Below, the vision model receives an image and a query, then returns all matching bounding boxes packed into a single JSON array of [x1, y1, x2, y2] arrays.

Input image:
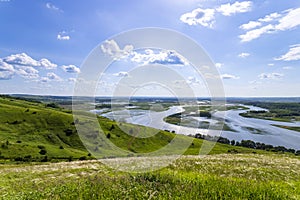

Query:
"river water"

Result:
[[101, 105, 300, 149]]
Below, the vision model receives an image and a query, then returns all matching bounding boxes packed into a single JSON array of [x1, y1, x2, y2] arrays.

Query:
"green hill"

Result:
[[0, 96, 299, 199], [0, 95, 289, 163]]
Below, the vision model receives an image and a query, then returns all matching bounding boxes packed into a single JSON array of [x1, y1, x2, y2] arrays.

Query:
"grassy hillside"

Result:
[[0, 96, 299, 199], [0, 96, 88, 161], [0, 95, 295, 163], [0, 154, 299, 199]]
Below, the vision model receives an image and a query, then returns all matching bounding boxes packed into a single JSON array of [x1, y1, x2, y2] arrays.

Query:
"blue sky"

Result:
[[0, 0, 300, 97]]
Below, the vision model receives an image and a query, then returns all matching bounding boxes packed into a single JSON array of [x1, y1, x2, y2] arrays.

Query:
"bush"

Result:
[[64, 129, 73, 136], [79, 156, 86, 160], [39, 149, 47, 155], [38, 145, 45, 149]]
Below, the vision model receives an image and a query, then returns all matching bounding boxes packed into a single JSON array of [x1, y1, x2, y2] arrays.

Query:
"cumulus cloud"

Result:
[[101, 40, 188, 66], [180, 1, 252, 28], [0, 59, 15, 80], [258, 72, 283, 80], [180, 8, 216, 28], [216, 1, 252, 16], [16, 66, 39, 79], [101, 40, 133, 60], [113, 71, 129, 77], [275, 44, 300, 61], [0, 59, 14, 72], [221, 74, 240, 79], [47, 72, 61, 81], [62, 65, 80, 73], [238, 52, 250, 58], [57, 31, 70, 40], [239, 7, 300, 42], [131, 49, 189, 66], [46, 2, 62, 12], [239, 21, 262, 30], [4, 53, 57, 69]]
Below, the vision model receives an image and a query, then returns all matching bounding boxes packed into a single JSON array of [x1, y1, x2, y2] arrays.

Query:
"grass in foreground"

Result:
[[0, 154, 299, 199]]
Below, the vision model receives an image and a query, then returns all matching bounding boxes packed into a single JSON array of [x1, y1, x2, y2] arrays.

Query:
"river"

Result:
[[100, 105, 300, 149]]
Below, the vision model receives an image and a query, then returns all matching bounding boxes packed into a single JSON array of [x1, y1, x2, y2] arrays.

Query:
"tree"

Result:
[[39, 149, 47, 155], [230, 140, 235, 146]]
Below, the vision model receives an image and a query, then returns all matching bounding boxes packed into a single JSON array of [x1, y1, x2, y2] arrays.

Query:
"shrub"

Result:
[[64, 129, 73, 136], [39, 149, 47, 155], [79, 156, 86, 160], [38, 145, 45, 149], [41, 156, 48, 162]]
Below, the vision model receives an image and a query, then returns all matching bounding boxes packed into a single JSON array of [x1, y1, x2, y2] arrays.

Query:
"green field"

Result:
[[0, 154, 299, 199], [0, 96, 300, 199]]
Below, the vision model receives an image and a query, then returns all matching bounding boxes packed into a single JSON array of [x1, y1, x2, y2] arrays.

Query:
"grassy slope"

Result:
[[0, 96, 299, 199], [0, 96, 277, 162], [0, 97, 87, 160], [0, 154, 299, 199]]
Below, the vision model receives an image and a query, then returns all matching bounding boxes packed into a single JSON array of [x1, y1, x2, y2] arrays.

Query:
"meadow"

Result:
[[0, 154, 299, 199], [0, 95, 299, 199]]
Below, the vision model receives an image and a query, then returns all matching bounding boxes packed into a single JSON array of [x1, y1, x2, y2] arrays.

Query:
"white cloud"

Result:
[[239, 24, 275, 42], [275, 7, 300, 31], [0, 59, 15, 80], [221, 74, 240, 79], [180, 8, 216, 28], [62, 65, 80, 73], [101, 40, 133, 60], [258, 72, 283, 80], [268, 63, 274, 66], [215, 63, 223, 68], [57, 31, 71, 40], [47, 72, 61, 81], [216, 1, 252, 16], [46, 2, 62, 12], [0, 58, 14, 72], [113, 71, 129, 77], [275, 44, 300, 61], [4, 53, 57, 69], [239, 7, 300, 42], [16, 66, 39, 79], [239, 21, 262, 30], [238, 52, 250, 58], [258, 12, 281, 23], [39, 58, 57, 69], [131, 49, 189, 66], [57, 33, 70, 40]]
